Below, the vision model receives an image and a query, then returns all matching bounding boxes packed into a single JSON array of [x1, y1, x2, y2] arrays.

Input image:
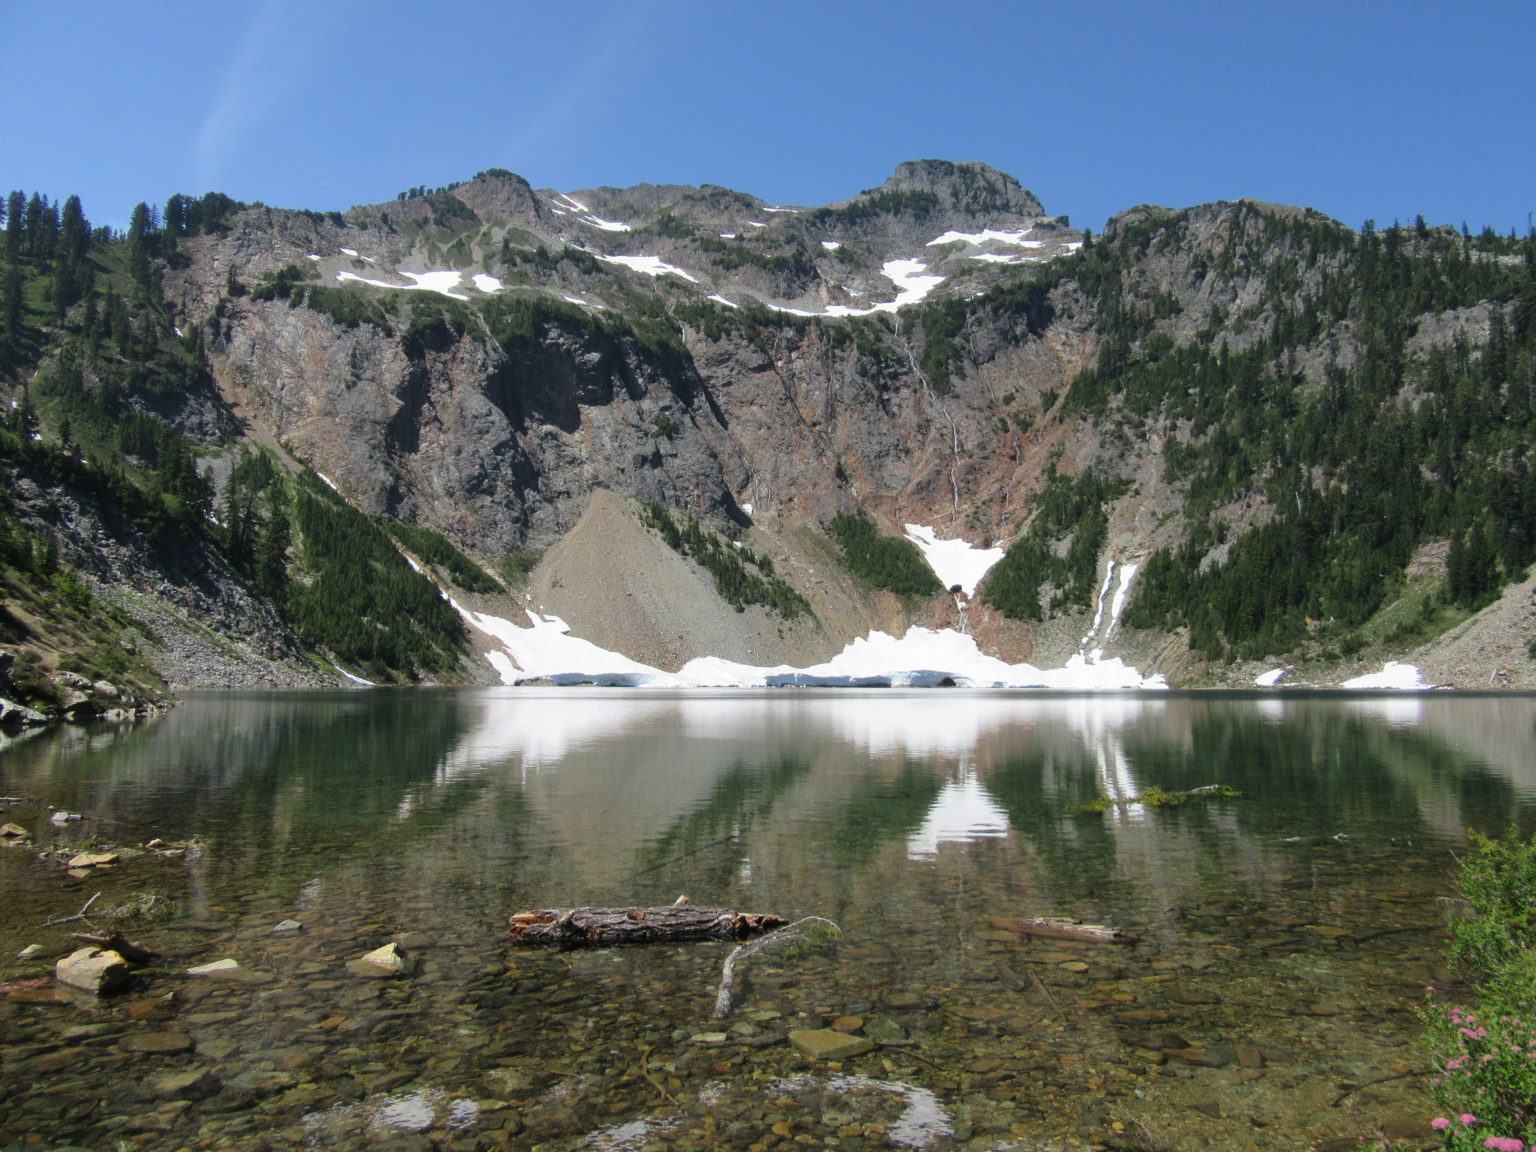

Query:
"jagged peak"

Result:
[[861, 160, 1045, 219]]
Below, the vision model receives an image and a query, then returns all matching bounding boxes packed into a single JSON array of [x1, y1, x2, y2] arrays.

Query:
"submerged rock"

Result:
[[150, 1067, 222, 1100], [347, 942, 411, 978], [122, 1031, 195, 1055], [788, 1029, 875, 1060]]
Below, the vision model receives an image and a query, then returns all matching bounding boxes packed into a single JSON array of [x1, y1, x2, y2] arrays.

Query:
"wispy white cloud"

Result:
[[192, 0, 319, 195], [500, 4, 658, 177]]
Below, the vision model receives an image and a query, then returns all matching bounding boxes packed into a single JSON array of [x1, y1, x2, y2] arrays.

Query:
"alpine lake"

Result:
[[4, 688, 1536, 1152]]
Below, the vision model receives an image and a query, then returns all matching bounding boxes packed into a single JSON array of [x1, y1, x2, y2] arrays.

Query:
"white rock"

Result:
[[56, 947, 130, 994], [186, 958, 240, 976]]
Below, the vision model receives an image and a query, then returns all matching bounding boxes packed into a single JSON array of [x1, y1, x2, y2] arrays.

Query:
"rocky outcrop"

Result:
[[2, 456, 327, 694]]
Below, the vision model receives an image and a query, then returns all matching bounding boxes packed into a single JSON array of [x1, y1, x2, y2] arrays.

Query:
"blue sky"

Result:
[[4, 1, 1532, 235]]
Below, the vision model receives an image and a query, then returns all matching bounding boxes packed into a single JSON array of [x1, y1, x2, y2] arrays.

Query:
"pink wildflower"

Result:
[[1481, 1137, 1523, 1151], [1462, 1113, 1480, 1125], [1432, 1117, 1451, 1130]]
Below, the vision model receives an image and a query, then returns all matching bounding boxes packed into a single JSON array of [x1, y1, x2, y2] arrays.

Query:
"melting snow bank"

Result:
[[449, 601, 1166, 690]]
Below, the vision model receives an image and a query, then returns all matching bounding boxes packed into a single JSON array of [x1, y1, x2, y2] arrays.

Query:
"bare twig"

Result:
[[1022, 962, 1070, 1023], [1330, 1068, 1433, 1107], [41, 891, 100, 928], [636, 1046, 678, 1106], [1350, 926, 1424, 945]]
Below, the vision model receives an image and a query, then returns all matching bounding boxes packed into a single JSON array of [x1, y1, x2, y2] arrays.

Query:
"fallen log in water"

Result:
[[1008, 916, 1137, 945], [68, 930, 159, 965], [508, 904, 788, 946]]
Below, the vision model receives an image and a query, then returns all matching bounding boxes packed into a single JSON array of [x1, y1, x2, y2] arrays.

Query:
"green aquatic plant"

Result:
[[1069, 784, 1241, 813]]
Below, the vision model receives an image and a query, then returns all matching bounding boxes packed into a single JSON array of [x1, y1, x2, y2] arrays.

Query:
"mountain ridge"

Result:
[[1, 162, 1533, 716]]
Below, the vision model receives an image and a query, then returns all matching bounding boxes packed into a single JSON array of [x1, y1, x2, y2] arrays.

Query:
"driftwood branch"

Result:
[[713, 916, 842, 1019], [509, 904, 787, 947], [41, 891, 100, 928]]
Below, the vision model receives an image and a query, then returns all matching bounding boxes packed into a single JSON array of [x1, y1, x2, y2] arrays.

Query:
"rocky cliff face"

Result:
[[179, 161, 1078, 550]]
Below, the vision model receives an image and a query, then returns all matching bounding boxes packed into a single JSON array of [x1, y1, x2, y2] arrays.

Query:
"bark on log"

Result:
[[508, 906, 788, 946]]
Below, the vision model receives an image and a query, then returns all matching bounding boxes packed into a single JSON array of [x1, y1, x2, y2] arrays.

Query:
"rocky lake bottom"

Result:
[[3, 688, 1532, 1151]]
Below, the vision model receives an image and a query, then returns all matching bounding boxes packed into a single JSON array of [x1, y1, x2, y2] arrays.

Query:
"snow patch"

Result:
[[1255, 668, 1287, 687], [767, 260, 947, 319], [903, 525, 1004, 598], [1342, 662, 1430, 690], [340, 247, 358, 256], [338, 668, 375, 687], [707, 294, 738, 308], [315, 473, 341, 493], [927, 228, 1043, 249], [1078, 561, 1138, 657], [821, 241, 842, 250], [472, 274, 503, 293], [596, 254, 698, 283], [336, 269, 469, 300], [1108, 562, 1137, 634], [553, 192, 632, 232], [454, 606, 661, 686]]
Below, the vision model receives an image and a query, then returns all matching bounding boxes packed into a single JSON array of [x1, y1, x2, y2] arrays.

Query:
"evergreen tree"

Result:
[[5, 190, 24, 260], [125, 202, 153, 286], [2, 263, 23, 355], [59, 195, 89, 264], [255, 494, 291, 603]]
